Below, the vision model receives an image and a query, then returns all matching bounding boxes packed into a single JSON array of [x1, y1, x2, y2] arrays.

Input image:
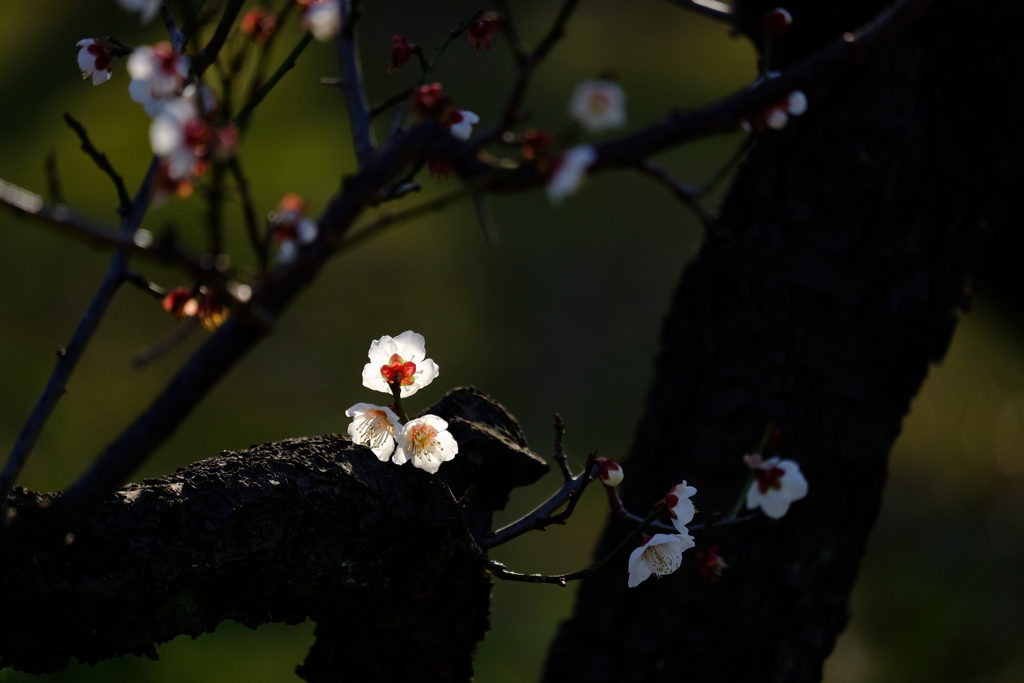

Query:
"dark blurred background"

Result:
[[1, 1, 1022, 681]]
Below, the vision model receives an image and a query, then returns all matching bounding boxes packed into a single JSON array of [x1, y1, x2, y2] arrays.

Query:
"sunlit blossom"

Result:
[[569, 80, 627, 134], [627, 532, 695, 588], [345, 403, 403, 461], [545, 145, 596, 205], [745, 456, 808, 519], [76, 39, 113, 85], [393, 415, 458, 473], [361, 331, 439, 398]]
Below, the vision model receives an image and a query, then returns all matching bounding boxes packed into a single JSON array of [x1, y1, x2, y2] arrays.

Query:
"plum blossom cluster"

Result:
[[628, 481, 697, 587], [345, 332, 458, 474], [161, 286, 231, 331]]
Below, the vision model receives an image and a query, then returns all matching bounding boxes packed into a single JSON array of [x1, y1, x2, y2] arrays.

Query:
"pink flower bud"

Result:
[[595, 457, 624, 486], [763, 8, 793, 38]]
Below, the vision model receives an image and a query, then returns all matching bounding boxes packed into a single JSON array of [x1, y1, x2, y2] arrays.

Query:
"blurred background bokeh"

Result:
[[1, 1, 1021, 681]]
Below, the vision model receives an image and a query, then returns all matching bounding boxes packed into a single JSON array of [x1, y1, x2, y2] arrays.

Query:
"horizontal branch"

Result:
[[1, 389, 548, 676]]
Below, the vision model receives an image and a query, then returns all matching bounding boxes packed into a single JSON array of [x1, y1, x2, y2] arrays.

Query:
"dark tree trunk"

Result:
[[544, 1, 1024, 681], [1, 389, 548, 681]]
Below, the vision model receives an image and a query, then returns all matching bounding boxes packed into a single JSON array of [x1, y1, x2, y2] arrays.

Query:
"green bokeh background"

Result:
[[1, 2, 1022, 681]]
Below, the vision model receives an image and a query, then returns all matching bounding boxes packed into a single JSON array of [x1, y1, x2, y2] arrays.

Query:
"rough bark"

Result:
[[1, 388, 548, 681], [545, 1, 1024, 681]]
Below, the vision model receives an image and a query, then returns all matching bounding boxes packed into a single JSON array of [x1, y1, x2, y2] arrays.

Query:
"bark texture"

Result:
[[1, 388, 548, 681], [545, 1, 1024, 681]]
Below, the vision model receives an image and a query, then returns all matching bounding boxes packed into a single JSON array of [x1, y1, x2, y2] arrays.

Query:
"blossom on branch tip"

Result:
[[764, 8, 794, 37], [468, 16, 501, 51], [76, 39, 113, 85], [594, 458, 623, 487], [448, 110, 479, 141], [745, 456, 808, 519], [664, 481, 697, 534], [545, 145, 596, 205], [299, 0, 341, 42], [569, 80, 627, 134], [627, 532, 695, 588], [162, 287, 197, 320], [388, 35, 417, 73], [128, 42, 190, 116], [118, 0, 160, 23], [270, 193, 319, 264], [346, 403, 402, 461], [149, 97, 209, 181], [361, 331, 439, 398], [241, 8, 279, 44], [393, 415, 458, 474]]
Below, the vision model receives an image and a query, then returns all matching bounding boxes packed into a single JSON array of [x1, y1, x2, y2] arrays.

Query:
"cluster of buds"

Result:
[[346, 332, 458, 474], [161, 287, 230, 331], [269, 193, 319, 265]]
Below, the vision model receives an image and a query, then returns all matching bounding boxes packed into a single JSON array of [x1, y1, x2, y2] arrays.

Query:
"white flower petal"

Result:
[[569, 80, 627, 134], [361, 331, 438, 398], [394, 414, 458, 473], [787, 91, 808, 116], [627, 533, 694, 588], [345, 403, 402, 461], [450, 110, 480, 141], [546, 145, 597, 206]]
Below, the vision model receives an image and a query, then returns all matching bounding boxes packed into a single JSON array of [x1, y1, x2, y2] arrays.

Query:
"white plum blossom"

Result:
[[449, 110, 480, 141], [627, 532, 695, 588], [128, 42, 190, 116], [545, 145, 596, 206], [149, 96, 210, 181], [393, 415, 458, 474], [345, 403, 402, 461], [301, 0, 341, 42], [361, 331, 439, 399], [745, 456, 809, 519], [595, 457, 624, 487], [118, 0, 160, 23], [76, 39, 113, 85], [664, 480, 697, 534], [569, 79, 627, 134]]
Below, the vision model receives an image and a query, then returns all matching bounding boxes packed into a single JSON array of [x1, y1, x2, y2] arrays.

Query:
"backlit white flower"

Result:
[[393, 415, 458, 474], [627, 532, 695, 588], [745, 456, 808, 519], [545, 145, 596, 206], [118, 0, 160, 23], [128, 42, 190, 117], [301, 0, 341, 42], [664, 480, 697, 534], [76, 39, 113, 85], [345, 403, 402, 461], [449, 110, 480, 141], [569, 79, 627, 134], [149, 96, 219, 181], [361, 331, 439, 399]]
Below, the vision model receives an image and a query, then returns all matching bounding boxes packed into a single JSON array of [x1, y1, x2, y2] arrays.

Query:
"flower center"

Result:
[[587, 91, 611, 115], [357, 410, 394, 449], [644, 544, 675, 575], [380, 353, 417, 386], [407, 423, 439, 453], [757, 466, 785, 494]]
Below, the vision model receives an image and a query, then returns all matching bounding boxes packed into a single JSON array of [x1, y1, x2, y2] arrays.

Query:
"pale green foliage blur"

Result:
[[0, 1, 1021, 682]]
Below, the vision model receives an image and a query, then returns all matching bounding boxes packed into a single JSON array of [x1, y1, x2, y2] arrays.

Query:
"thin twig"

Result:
[[335, 0, 375, 167], [0, 160, 159, 518], [340, 188, 471, 251], [194, 0, 247, 75], [638, 159, 717, 227], [234, 32, 315, 128], [370, 87, 413, 121], [63, 113, 132, 212], [472, 192, 499, 246], [552, 414, 571, 480], [44, 150, 64, 204], [226, 156, 266, 271]]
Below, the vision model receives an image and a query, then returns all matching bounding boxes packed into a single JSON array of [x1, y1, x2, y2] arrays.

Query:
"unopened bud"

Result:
[[595, 457, 624, 486], [764, 8, 793, 38]]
